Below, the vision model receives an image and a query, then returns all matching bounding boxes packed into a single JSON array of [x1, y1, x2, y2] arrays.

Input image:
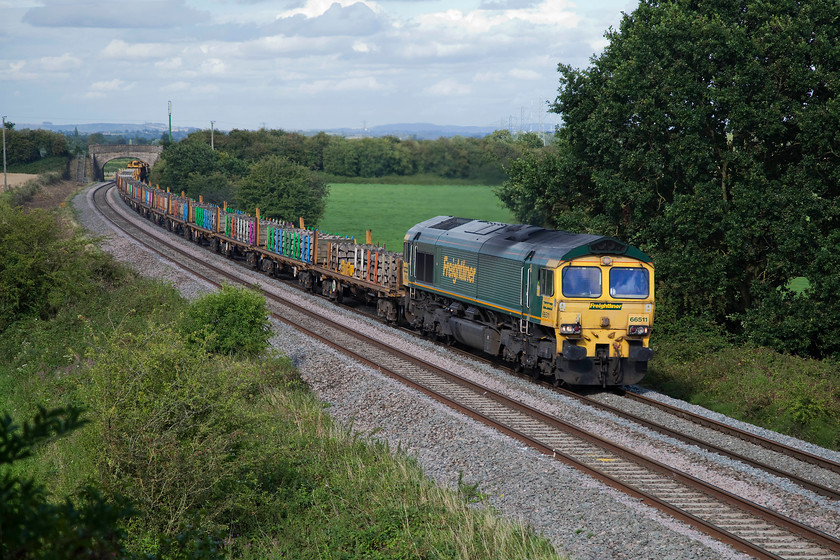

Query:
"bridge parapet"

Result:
[[89, 144, 163, 180]]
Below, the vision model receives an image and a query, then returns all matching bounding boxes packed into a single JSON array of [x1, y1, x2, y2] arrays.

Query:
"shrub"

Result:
[[0, 406, 133, 559], [180, 284, 270, 356], [77, 323, 295, 554], [0, 204, 110, 333]]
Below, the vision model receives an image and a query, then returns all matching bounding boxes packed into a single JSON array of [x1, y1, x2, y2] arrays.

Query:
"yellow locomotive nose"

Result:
[[551, 256, 654, 384]]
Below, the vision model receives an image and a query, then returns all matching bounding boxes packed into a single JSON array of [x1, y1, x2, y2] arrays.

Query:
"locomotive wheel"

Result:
[[512, 353, 525, 373]]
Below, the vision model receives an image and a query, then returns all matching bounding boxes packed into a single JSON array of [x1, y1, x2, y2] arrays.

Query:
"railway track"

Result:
[[623, 390, 840, 474], [559, 387, 840, 501], [91, 182, 840, 560], [442, 336, 840, 503]]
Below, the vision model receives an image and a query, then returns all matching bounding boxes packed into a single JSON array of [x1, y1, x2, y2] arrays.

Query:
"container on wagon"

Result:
[[227, 213, 257, 245], [193, 203, 218, 231], [170, 196, 190, 222], [328, 241, 401, 289]]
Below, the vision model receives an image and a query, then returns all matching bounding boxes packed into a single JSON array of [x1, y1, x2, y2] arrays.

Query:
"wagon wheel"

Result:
[[246, 251, 258, 269]]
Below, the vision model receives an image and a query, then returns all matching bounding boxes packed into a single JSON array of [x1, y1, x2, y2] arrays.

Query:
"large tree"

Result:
[[236, 155, 328, 226], [153, 140, 221, 194], [500, 0, 840, 356]]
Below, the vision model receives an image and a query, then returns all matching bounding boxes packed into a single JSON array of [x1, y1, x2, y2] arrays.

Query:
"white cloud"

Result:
[[155, 57, 183, 70], [509, 68, 542, 80], [84, 78, 135, 98], [39, 53, 82, 71], [161, 81, 191, 92], [589, 36, 610, 54], [415, 0, 579, 35], [425, 78, 471, 96], [3, 0, 628, 129], [200, 58, 227, 75], [241, 35, 337, 57], [298, 75, 386, 95], [101, 39, 176, 60], [474, 71, 504, 83], [22, 0, 210, 29], [4, 60, 38, 80], [161, 81, 219, 94], [89, 79, 133, 91], [276, 0, 381, 20]]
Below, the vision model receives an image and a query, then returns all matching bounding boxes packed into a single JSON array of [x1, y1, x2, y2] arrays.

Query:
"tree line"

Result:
[[1, 123, 70, 165], [0, 123, 162, 167], [149, 128, 547, 226], [174, 127, 544, 180]]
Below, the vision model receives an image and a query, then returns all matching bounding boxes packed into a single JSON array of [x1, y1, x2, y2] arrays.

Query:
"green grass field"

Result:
[[318, 183, 516, 252]]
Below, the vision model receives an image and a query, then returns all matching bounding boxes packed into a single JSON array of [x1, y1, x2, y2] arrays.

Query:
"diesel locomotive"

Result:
[[116, 175, 654, 386], [403, 216, 654, 386]]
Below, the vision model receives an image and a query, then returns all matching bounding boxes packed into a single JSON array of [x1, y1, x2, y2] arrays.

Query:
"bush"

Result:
[[0, 406, 133, 559], [77, 324, 295, 553], [180, 284, 270, 356], [0, 204, 110, 333], [645, 344, 840, 450]]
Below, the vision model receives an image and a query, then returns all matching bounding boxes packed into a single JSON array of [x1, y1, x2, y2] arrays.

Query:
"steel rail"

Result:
[[548, 387, 840, 500], [623, 390, 840, 475]]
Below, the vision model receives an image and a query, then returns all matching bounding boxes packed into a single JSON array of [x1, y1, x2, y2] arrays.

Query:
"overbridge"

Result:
[[89, 144, 163, 180]]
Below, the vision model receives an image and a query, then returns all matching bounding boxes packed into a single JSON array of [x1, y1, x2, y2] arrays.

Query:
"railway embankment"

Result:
[[0, 188, 564, 559], [81, 182, 840, 559]]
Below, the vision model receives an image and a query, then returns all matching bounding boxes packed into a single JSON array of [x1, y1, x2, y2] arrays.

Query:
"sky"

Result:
[[1, 0, 637, 132]]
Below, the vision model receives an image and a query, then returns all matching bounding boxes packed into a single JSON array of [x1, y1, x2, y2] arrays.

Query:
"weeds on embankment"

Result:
[[646, 329, 840, 451]]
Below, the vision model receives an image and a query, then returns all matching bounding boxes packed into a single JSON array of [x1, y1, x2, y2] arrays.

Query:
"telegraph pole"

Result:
[[210, 120, 215, 150], [2, 116, 7, 193], [168, 101, 172, 143]]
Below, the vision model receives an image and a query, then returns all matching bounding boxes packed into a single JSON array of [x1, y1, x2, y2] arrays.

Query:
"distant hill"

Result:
[[16, 122, 536, 140], [17, 122, 193, 135], [323, 122, 502, 139]]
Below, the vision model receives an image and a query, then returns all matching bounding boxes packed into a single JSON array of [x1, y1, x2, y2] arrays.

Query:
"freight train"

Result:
[[116, 174, 654, 386]]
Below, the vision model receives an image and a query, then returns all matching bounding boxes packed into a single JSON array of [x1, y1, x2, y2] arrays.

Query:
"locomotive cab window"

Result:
[[609, 268, 649, 299], [538, 268, 554, 297], [562, 266, 601, 298], [415, 249, 435, 284]]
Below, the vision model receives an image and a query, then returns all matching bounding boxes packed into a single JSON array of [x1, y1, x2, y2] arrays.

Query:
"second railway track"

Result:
[[90, 181, 840, 560]]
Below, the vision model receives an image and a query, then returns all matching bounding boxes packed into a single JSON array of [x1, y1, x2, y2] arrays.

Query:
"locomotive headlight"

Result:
[[628, 325, 650, 336], [560, 323, 582, 335]]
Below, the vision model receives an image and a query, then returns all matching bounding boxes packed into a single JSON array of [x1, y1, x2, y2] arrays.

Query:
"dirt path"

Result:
[[25, 179, 85, 209], [2, 171, 88, 210], [3, 172, 39, 188]]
